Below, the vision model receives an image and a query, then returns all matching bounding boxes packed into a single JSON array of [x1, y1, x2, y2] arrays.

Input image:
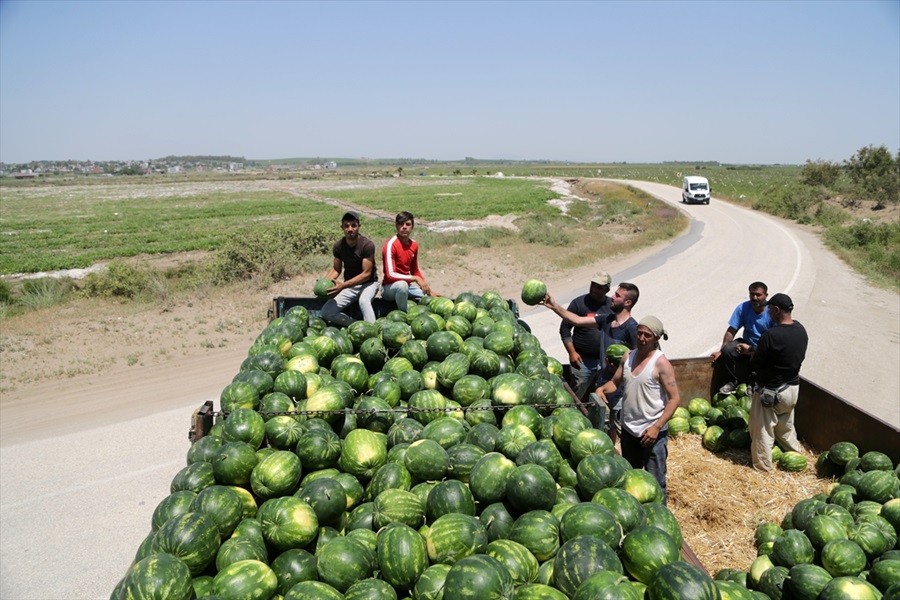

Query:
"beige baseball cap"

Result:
[[591, 271, 612, 287]]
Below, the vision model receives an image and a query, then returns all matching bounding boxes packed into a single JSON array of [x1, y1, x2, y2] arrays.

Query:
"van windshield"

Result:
[[690, 183, 708, 191]]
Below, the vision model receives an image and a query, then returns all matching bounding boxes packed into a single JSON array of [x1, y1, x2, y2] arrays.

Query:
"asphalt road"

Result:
[[1, 179, 897, 599]]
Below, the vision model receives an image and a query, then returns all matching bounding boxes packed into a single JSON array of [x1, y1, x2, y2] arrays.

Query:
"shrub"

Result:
[[19, 277, 74, 309], [753, 183, 821, 222], [845, 145, 900, 208], [518, 217, 573, 246], [800, 160, 841, 188], [0, 279, 12, 305], [80, 260, 150, 299], [209, 221, 332, 284]]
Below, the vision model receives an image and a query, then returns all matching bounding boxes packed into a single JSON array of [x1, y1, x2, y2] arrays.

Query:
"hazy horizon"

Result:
[[1, 0, 898, 165]]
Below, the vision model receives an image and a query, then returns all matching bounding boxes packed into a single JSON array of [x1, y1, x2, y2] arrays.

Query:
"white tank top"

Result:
[[621, 349, 668, 437]]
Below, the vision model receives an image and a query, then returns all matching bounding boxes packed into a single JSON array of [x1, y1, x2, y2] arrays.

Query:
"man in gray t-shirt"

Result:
[[320, 211, 380, 326]]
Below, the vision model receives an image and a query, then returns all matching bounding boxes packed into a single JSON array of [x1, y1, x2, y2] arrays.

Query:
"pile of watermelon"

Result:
[[718, 440, 900, 599], [111, 289, 728, 600], [667, 386, 809, 472]]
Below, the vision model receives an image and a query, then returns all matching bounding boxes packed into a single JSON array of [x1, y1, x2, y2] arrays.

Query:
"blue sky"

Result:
[[1, 0, 898, 164]]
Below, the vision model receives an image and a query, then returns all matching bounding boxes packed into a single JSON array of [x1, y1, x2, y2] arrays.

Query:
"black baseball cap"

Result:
[[341, 211, 360, 222], [766, 293, 794, 311]]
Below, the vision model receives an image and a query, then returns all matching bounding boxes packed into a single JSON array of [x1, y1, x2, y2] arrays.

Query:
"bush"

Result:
[[752, 183, 822, 222], [209, 221, 332, 284], [19, 277, 75, 309], [80, 260, 150, 299], [800, 160, 841, 188], [0, 279, 12, 305], [845, 145, 900, 208], [518, 217, 573, 247], [825, 220, 900, 284]]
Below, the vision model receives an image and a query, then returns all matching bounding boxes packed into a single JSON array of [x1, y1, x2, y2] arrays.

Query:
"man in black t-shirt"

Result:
[[748, 293, 809, 471], [320, 211, 380, 326], [554, 272, 612, 400]]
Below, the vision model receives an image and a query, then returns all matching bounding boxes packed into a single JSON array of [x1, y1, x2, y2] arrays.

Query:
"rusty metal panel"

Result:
[[795, 378, 900, 463], [670, 357, 717, 405]]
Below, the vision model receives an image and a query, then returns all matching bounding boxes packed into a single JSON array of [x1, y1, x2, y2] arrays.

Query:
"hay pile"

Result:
[[666, 435, 832, 575]]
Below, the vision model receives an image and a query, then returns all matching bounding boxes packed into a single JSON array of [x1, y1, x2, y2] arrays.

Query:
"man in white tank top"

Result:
[[596, 316, 682, 504]]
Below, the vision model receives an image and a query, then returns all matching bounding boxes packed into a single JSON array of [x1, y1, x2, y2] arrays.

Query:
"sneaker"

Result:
[[719, 382, 737, 395]]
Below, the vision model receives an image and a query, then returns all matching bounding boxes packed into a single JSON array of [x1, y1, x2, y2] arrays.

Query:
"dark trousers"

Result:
[[716, 339, 751, 385], [621, 429, 669, 505]]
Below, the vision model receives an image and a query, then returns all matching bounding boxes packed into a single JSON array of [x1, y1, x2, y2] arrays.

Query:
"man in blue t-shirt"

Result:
[[712, 281, 774, 395]]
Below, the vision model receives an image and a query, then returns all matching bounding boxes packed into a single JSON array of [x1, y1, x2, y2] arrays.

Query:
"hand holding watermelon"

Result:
[[313, 278, 336, 299]]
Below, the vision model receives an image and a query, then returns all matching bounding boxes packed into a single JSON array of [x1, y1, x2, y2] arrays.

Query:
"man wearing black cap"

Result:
[[320, 211, 380, 326], [749, 293, 808, 471]]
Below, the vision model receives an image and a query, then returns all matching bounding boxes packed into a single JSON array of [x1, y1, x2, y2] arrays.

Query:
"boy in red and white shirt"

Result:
[[381, 211, 439, 311]]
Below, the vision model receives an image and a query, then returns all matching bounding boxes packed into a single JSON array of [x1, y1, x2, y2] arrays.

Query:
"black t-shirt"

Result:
[[559, 294, 611, 358], [751, 321, 808, 387], [333, 235, 377, 283]]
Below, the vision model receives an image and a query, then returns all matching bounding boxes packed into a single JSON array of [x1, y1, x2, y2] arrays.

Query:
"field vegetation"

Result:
[[0, 176, 685, 316]]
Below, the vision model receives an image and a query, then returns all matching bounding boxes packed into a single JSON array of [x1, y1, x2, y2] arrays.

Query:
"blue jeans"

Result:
[[621, 428, 669, 505], [571, 356, 601, 401], [382, 280, 425, 312]]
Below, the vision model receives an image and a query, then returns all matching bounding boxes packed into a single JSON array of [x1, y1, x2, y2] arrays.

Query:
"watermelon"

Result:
[[508, 510, 561, 563], [552, 535, 624, 596], [270, 548, 318, 595], [446, 442, 486, 483], [151, 491, 197, 531], [188, 485, 243, 539], [828, 442, 860, 466], [702, 425, 726, 452], [150, 511, 220, 576], [294, 428, 341, 471], [576, 453, 627, 499], [413, 563, 452, 600], [517, 583, 571, 600], [572, 571, 643, 600], [339, 429, 387, 481], [643, 503, 684, 549], [427, 478, 476, 520], [316, 535, 374, 592], [265, 416, 305, 450], [479, 501, 515, 542], [442, 553, 514, 600], [468, 452, 516, 504], [858, 469, 900, 503], [847, 521, 891, 561], [868, 559, 900, 593], [758, 565, 790, 600], [786, 563, 834, 600], [404, 438, 450, 481], [647, 561, 719, 600], [806, 514, 849, 550], [591, 487, 646, 534], [623, 468, 664, 504], [250, 450, 302, 500], [620, 526, 681, 584], [484, 538, 539, 584], [861, 451, 894, 472], [295, 477, 347, 525], [772, 528, 815, 568], [506, 463, 557, 513], [222, 408, 267, 449], [426, 513, 488, 564], [256, 496, 319, 551], [516, 440, 562, 479], [568, 428, 615, 463], [373, 488, 425, 529], [376, 523, 428, 591], [820, 539, 868, 577], [122, 553, 192, 600], [220, 381, 262, 413], [283, 580, 344, 600], [215, 536, 268, 571], [313, 278, 335, 299], [779, 451, 809, 472], [818, 576, 883, 599], [427, 330, 463, 361], [422, 416, 469, 449]]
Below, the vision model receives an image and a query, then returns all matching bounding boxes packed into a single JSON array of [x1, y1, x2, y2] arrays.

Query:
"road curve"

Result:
[[522, 179, 899, 428]]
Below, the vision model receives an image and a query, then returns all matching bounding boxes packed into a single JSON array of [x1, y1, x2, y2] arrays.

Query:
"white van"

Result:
[[682, 176, 711, 204]]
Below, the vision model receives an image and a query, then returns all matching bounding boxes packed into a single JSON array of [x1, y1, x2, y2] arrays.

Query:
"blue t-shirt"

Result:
[[728, 301, 773, 347]]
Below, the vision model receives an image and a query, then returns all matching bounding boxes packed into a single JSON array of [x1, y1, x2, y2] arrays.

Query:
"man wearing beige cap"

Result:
[[597, 315, 681, 503], [554, 272, 612, 400]]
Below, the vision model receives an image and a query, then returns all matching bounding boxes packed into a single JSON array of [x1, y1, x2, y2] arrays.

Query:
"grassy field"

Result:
[[0, 175, 678, 277]]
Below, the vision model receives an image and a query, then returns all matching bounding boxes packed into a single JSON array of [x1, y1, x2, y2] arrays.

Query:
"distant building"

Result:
[[229, 162, 243, 172], [324, 161, 337, 169], [167, 165, 182, 174]]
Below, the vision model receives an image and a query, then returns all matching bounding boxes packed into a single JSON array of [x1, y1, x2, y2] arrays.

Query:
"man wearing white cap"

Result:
[[554, 272, 612, 400], [597, 315, 681, 503], [320, 211, 380, 326]]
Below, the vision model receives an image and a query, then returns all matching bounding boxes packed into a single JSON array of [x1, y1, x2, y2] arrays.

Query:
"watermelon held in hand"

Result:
[[313, 278, 335, 299], [521, 279, 547, 306]]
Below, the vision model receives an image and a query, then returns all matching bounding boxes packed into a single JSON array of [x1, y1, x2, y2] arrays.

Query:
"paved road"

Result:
[[1, 179, 897, 599], [521, 179, 900, 427]]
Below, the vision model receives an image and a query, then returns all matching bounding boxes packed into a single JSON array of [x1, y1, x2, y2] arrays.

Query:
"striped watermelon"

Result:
[[552, 534, 624, 596], [269, 548, 317, 595], [373, 488, 425, 529], [316, 535, 374, 592], [426, 479, 476, 520], [215, 537, 268, 572], [150, 512, 220, 576], [282, 579, 344, 600], [571, 571, 643, 600], [122, 553, 192, 600], [377, 523, 428, 591], [426, 513, 488, 565], [250, 450, 302, 500], [256, 496, 319, 551], [484, 538, 539, 585], [559, 501, 623, 548], [647, 561, 719, 600], [442, 554, 514, 600], [344, 578, 399, 600], [620, 526, 681, 584], [468, 451, 516, 504], [508, 510, 561, 563], [413, 563, 452, 600]]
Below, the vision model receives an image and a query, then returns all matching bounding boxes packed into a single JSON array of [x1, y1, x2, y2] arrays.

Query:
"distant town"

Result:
[[0, 156, 343, 178]]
